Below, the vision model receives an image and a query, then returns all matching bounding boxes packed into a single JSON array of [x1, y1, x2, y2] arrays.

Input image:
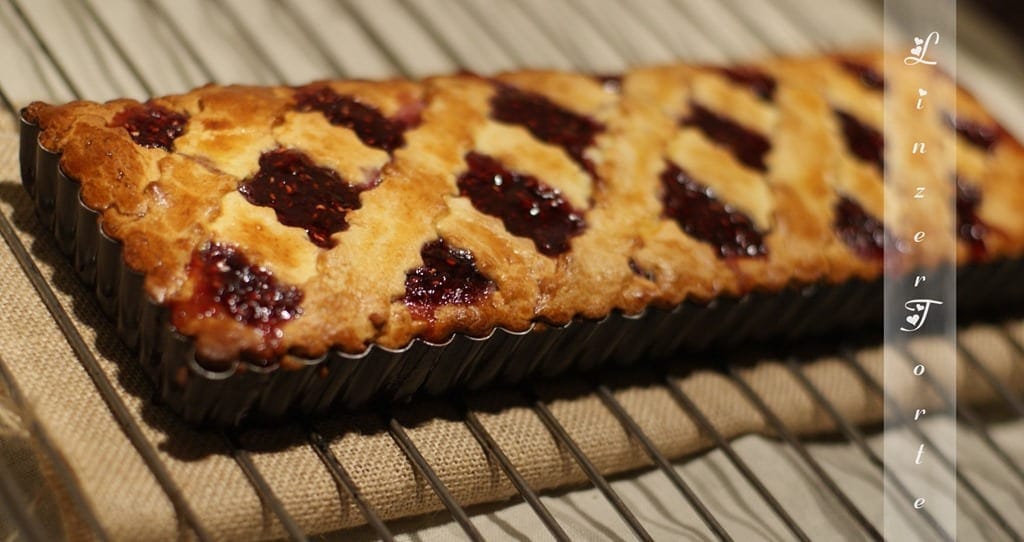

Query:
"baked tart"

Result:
[[20, 51, 1024, 425]]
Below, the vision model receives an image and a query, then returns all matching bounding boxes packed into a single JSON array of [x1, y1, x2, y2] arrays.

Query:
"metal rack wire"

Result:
[[0, 1, 1022, 540]]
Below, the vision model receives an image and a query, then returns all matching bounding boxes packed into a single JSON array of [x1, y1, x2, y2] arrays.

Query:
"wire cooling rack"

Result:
[[0, 1, 1023, 540]]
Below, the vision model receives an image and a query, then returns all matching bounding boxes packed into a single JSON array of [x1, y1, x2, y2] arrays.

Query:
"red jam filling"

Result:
[[404, 239, 495, 320], [239, 149, 372, 249], [172, 243, 303, 361], [489, 83, 604, 177], [458, 152, 586, 257], [719, 67, 777, 101], [111, 102, 188, 151], [833, 195, 885, 260], [944, 112, 1000, 151], [956, 177, 987, 260], [681, 102, 771, 172], [660, 162, 767, 259], [839, 60, 885, 91], [294, 85, 412, 152], [835, 109, 884, 172]]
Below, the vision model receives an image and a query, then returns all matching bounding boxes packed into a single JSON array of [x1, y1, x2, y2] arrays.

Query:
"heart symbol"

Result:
[[906, 314, 921, 326], [918, 88, 928, 97], [914, 37, 924, 45], [910, 46, 922, 56], [915, 304, 925, 311]]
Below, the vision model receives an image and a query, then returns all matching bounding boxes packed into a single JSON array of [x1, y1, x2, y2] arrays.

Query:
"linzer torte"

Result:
[[19, 51, 1024, 425]]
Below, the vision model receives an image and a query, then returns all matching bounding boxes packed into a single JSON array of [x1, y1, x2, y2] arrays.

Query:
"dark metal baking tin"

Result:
[[19, 112, 1024, 427]]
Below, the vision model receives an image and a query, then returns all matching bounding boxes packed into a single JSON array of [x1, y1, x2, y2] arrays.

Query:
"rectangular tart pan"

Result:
[[19, 113, 1024, 427]]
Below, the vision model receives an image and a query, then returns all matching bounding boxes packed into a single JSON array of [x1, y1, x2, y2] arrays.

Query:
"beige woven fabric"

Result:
[[1, 131, 1022, 541]]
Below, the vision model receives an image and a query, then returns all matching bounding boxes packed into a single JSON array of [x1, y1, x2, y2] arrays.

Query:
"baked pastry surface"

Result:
[[24, 52, 1024, 367]]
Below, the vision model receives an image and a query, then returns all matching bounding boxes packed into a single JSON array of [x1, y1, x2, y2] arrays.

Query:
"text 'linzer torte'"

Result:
[[20, 51, 1024, 425]]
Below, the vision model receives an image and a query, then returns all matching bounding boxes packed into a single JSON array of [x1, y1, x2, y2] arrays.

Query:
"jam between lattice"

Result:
[[294, 85, 412, 153], [681, 103, 771, 173], [839, 60, 885, 91], [171, 243, 303, 363], [239, 149, 373, 249], [404, 239, 495, 320], [660, 162, 767, 259], [719, 67, 777, 101], [945, 112, 1000, 152], [833, 195, 885, 260], [112, 102, 188, 151], [956, 177, 988, 260], [835, 109, 884, 172], [458, 152, 586, 257], [490, 83, 604, 177]]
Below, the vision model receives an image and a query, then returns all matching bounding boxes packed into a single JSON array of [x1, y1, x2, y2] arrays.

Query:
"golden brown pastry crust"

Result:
[[24, 51, 1024, 363]]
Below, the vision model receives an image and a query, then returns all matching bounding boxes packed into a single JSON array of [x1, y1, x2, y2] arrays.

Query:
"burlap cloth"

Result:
[[1, 123, 1022, 541]]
